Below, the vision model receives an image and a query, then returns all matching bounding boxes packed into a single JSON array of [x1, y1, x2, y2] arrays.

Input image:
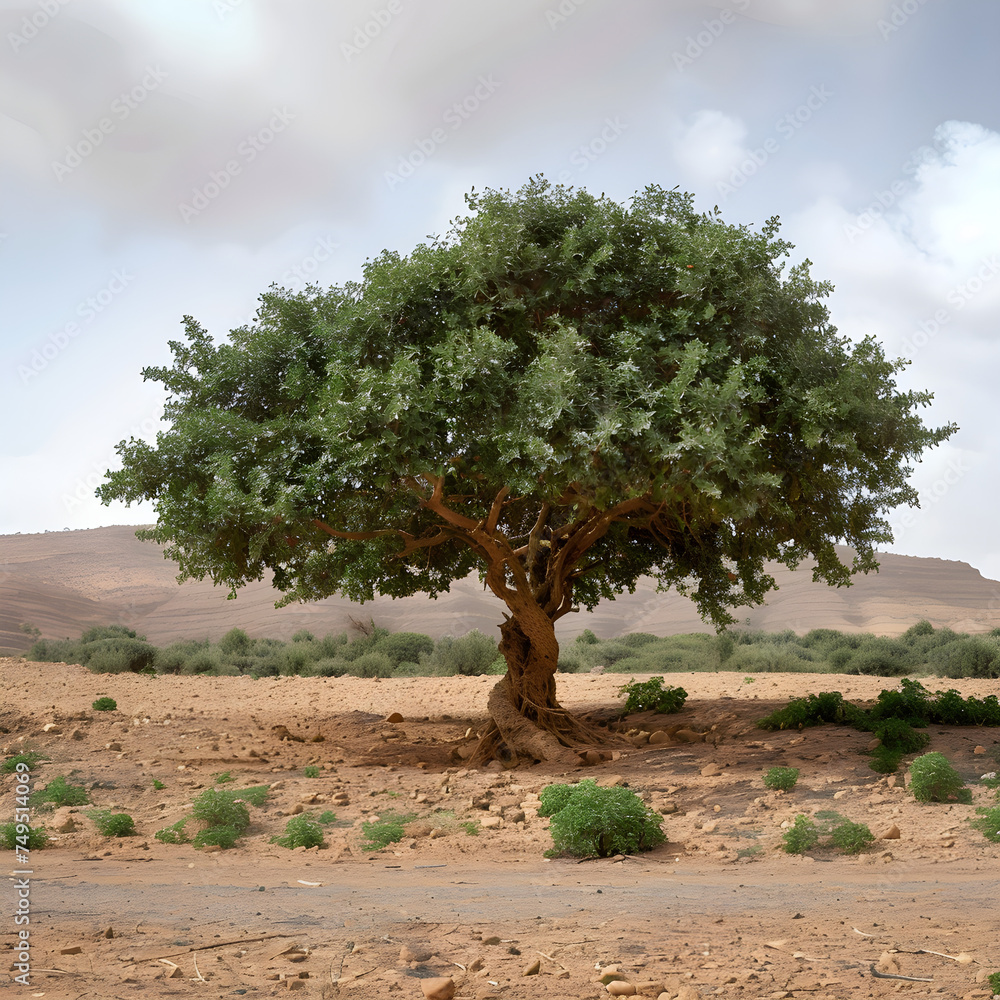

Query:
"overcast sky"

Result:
[[2, 0, 998, 584]]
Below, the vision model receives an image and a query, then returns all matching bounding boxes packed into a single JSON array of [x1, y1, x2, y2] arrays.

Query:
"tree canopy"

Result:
[[99, 178, 955, 764]]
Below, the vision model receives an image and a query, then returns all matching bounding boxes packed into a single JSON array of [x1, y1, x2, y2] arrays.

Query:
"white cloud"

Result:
[[672, 109, 748, 186]]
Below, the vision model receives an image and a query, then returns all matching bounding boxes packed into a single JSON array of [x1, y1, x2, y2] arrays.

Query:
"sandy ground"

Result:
[[3, 659, 1000, 999]]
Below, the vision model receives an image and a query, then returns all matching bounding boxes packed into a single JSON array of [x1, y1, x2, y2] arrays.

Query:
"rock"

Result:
[[106, 742, 122, 752], [70, 728, 85, 740], [522, 958, 540, 975], [60, 945, 83, 955], [674, 728, 706, 743], [399, 944, 433, 963], [404, 822, 433, 838], [880, 824, 901, 840], [648, 731, 671, 745], [480, 815, 502, 829], [700, 763, 722, 777], [333, 792, 350, 805], [420, 977, 456, 1000], [386, 712, 404, 723], [659, 800, 678, 814], [867, 737, 881, 752], [429, 828, 447, 839], [675, 987, 703, 1000], [974, 745, 986, 755], [504, 808, 526, 824], [43, 723, 62, 734], [634, 983, 665, 996], [51, 807, 78, 833], [876, 951, 900, 975], [583, 750, 603, 766], [606, 982, 636, 996], [701, 820, 718, 833]]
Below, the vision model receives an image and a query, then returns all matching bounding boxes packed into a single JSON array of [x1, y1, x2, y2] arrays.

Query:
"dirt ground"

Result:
[[3, 659, 1000, 1000]]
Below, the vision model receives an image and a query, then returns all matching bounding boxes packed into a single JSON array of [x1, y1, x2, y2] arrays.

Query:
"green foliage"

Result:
[[763, 767, 799, 791], [318, 810, 337, 824], [29, 775, 90, 808], [419, 630, 500, 676], [540, 779, 665, 858], [0, 821, 48, 850], [781, 815, 819, 854], [758, 691, 858, 730], [986, 971, 1000, 996], [576, 629, 599, 645], [154, 819, 189, 844], [193, 825, 241, 850], [100, 179, 952, 646], [968, 806, 1000, 844], [271, 813, 325, 849], [617, 676, 687, 715], [869, 746, 904, 774], [92, 696, 117, 711], [830, 819, 875, 854], [303, 765, 320, 778], [189, 785, 269, 849], [2, 750, 49, 773], [89, 811, 136, 837], [360, 811, 416, 851], [212, 770, 235, 784], [152, 779, 165, 790], [909, 752, 972, 803], [460, 820, 480, 836]]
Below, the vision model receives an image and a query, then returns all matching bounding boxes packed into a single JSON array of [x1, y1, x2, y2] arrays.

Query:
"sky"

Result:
[[1, 0, 999, 583]]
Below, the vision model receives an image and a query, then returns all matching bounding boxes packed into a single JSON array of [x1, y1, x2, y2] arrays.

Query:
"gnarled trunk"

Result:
[[468, 613, 624, 767]]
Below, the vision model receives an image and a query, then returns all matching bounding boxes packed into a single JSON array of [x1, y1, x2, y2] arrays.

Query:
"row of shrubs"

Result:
[[23, 620, 1000, 679]]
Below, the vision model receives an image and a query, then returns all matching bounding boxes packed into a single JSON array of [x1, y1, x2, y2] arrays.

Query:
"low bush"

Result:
[[0, 821, 48, 850], [2, 750, 49, 773], [763, 767, 799, 792], [360, 811, 416, 851], [617, 677, 687, 715], [89, 811, 136, 837], [92, 696, 117, 711], [539, 779, 665, 858], [29, 775, 90, 809], [189, 785, 269, 849], [909, 752, 972, 804], [271, 814, 324, 849], [781, 815, 819, 854], [193, 825, 242, 849], [303, 766, 320, 778], [829, 819, 875, 854], [154, 819, 190, 844], [968, 805, 1000, 844]]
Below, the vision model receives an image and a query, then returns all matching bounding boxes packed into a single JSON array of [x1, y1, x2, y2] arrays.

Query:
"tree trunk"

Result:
[[468, 612, 625, 768]]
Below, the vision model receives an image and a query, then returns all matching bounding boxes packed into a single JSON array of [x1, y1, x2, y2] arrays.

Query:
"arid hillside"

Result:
[[2, 525, 999, 651]]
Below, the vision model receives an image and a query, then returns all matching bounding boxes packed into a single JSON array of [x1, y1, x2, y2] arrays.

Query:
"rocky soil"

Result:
[[2, 659, 999, 999]]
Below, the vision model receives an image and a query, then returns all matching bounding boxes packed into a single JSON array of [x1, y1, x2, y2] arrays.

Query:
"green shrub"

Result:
[[375, 631, 435, 666], [539, 779, 665, 858], [0, 821, 48, 850], [83, 636, 157, 674], [360, 811, 415, 851], [969, 806, 1000, 844], [212, 770, 235, 784], [318, 810, 337, 824], [420, 630, 500, 676], [909, 752, 972, 804], [2, 750, 50, 773], [617, 677, 687, 715], [154, 819, 189, 844], [152, 779, 165, 790], [781, 815, 819, 854], [89, 811, 136, 837], [192, 789, 249, 831], [757, 691, 858, 730], [460, 820, 480, 836], [92, 696, 117, 711], [350, 651, 394, 678], [869, 746, 904, 774], [302, 765, 320, 778], [29, 775, 90, 808], [986, 971, 1000, 996], [830, 819, 875, 854], [763, 767, 799, 791], [193, 825, 241, 849], [271, 814, 325, 849]]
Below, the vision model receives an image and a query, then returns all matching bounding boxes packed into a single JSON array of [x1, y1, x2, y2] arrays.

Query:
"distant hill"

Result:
[[2, 526, 999, 652]]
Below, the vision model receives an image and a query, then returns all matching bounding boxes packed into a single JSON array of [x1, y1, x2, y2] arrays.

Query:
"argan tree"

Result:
[[99, 180, 954, 766]]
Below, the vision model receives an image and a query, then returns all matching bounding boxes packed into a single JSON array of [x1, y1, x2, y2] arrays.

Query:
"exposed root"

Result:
[[467, 677, 628, 768]]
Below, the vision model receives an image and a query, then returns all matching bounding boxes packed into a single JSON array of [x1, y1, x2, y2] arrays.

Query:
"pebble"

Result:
[[50, 807, 78, 833], [700, 763, 722, 777], [606, 982, 636, 996], [420, 976, 455, 1000], [648, 731, 671, 745], [522, 958, 540, 975], [880, 824, 901, 840], [386, 712, 404, 723]]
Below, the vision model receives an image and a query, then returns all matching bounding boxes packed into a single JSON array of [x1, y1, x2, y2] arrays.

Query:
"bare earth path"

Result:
[[3, 660, 999, 998]]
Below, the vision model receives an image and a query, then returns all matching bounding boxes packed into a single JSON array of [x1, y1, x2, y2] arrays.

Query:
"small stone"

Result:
[[70, 728, 85, 740], [505, 808, 526, 824], [674, 728, 706, 743], [700, 763, 722, 777], [659, 800, 678, 814], [583, 750, 603, 766], [386, 712, 404, 723], [420, 976, 456, 1000], [522, 958, 540, 975], [701, 820, 718, 833], [880, 824, 901, 840], [429, 828, 447, 839], [974, 745, 986, 755], [107, 742, 122, 752], [103, 927, 115, 939], [867, 737, 881, 752], [43, 723, 62, 734], [675, 987, 703, 1000], [648, 730, 671, 745], [50, 807, 78, 833], [60, 945, 83, 955], [404, 822, 433, 838], [400, 944, 433, 963], [606, 982, 637, 996], [480, 815, 502, 829]]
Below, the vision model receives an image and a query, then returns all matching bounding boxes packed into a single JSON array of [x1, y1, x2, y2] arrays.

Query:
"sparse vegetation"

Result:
[[29, 775, 90, 809], [2, 750, 50, 773], [271, 814, 325, 849], [617, 676, 687, 715], [0, 821, 48, 850], [154, 819, 189, 844], [303, 766, 320, 778], [360, 811, 416, 852], [212, 770, 235, 784], [781, 815, 819, 854], [829, 819, 875, 854], [539, 779, 665, 858], [188, 785, 269, 849], [92, 696, 117, 711], [763, 767, 799, 791], [318, 810, 337, 824], [909, 752, 972, 804], [88, 810, 136, 837], [152, 779, 166, 790]]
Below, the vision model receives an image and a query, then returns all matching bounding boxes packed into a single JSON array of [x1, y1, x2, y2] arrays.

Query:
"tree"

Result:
[[98, 179, 955, 766]]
